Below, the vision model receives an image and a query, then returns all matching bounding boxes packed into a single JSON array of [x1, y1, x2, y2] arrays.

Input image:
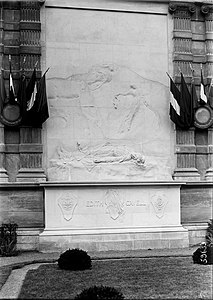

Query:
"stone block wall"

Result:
[[0, 183, 44, 250]]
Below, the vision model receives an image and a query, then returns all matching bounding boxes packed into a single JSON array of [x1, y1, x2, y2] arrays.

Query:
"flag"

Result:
[[26, 68, 37, 111], [17, 72, 27, 122], [9, 56, 17, 104], [27, 72, 49, 126], [35, 73, 49, 124], [208, 78, 213, 108], [191, 73, 199, 111], [180, 72, 193, 128], [169, 76, 185, 128], [0, 72, 7, 114], [200, 69, 208, 105]]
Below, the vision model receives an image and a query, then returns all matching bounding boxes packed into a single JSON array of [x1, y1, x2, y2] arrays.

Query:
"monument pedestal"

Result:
[[39, 181, 189, 252]]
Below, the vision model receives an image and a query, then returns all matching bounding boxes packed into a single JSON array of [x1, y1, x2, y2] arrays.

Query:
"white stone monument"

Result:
[[39, 0, 189, 251]]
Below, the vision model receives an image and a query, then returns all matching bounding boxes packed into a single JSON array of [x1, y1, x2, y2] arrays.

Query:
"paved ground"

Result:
[[0, 247, 197, 299]]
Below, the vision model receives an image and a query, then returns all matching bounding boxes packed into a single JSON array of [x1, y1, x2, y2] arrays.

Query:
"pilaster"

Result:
[[0, 124, 9, 181], [205, 127, 213, 181], [0, 3, 8, 182], [16, 1, 44, 182], [173, 128, 200, 180], [0, 1, 45, 182], [16, 126, 46, 182], [169, 2, 213, 181]]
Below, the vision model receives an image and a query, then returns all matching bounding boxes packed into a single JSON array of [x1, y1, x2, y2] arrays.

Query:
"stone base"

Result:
[[17, 229, 41, 251], [39, 181, 189, 253], [183, 223, 208, 246], [39, 226, 189, 252], [16, 168, 46, 182], [0, 168, 9, 182], [173, 168, 200, 181], [205, 168, 213, 182]]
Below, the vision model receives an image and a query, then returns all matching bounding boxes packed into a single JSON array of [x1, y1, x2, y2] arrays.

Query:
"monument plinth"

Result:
[[39, 181, 188, 252]]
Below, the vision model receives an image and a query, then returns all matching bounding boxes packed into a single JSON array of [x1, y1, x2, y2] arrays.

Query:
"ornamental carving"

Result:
[[151, 194, 168, 219], [58, 193, 78, 221], [201, 5, 213, 15], [168, 2, 196, 15], [104, 190, 124, 220]]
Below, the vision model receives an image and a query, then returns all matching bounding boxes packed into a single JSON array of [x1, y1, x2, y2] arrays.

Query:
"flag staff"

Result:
[[34, 61, 38, 68], [43, 67, 50, 76], [189, 63, 194, 74], [166, 72, 172, 80]]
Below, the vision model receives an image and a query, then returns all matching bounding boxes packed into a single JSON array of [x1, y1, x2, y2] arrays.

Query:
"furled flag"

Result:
[[200, 68, 208, 105], [190, 66, 199, 111], [0, 71, 7, 114], [27, 71, 49, 126], [26, 68, 37, 111], [168, 74, 185, 128], [9, 55, 17, 103], [17, 72, 27, 122], [180, 72, 193, 128], [208, 78, 213, 108]]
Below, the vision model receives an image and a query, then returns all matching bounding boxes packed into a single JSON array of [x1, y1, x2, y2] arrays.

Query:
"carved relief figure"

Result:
[[47, 63, 170, 181], [49, 142, 146, 180], [113, 84, 140, 133], [104, 190, 124, 220], [77, 142, 145, 166], [58, 193, 78, 221]]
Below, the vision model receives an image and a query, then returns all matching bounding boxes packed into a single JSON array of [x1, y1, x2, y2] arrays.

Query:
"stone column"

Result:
[[16, 126, 46, 182], [205, 128, 213, 181], [173, 128, 200, 181], [169, 2, 203, 181], [16, 2, 45, 182]]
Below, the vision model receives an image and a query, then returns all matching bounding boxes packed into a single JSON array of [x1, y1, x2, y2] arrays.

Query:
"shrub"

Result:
[[0, 223, 18, 256], [74, 285, 125, 300], [58, 248, 92, 270]]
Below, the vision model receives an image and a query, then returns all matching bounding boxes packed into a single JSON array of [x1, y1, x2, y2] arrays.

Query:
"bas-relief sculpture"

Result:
[[57, 192, 78, 221], [151, 194, 168, 219], [46, 64, 172, 181], [57, 189, 167, 222]]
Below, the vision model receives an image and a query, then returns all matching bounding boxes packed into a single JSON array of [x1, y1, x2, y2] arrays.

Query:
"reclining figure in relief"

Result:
[[76, 142, 146, 167]]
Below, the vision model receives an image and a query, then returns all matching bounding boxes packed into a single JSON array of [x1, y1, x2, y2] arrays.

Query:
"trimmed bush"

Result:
[[74, 285, 125, 300], [58, 248, 92, 270]]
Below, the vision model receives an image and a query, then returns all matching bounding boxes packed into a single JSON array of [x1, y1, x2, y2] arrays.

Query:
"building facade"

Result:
[[0, 0, 212, 252]]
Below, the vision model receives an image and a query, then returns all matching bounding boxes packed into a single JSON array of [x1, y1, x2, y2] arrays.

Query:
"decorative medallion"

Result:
[[57, 193, 78, 221], [194, 105, 213, 129], [0, 103, 22, 126], [151, 194, 168, 219]]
